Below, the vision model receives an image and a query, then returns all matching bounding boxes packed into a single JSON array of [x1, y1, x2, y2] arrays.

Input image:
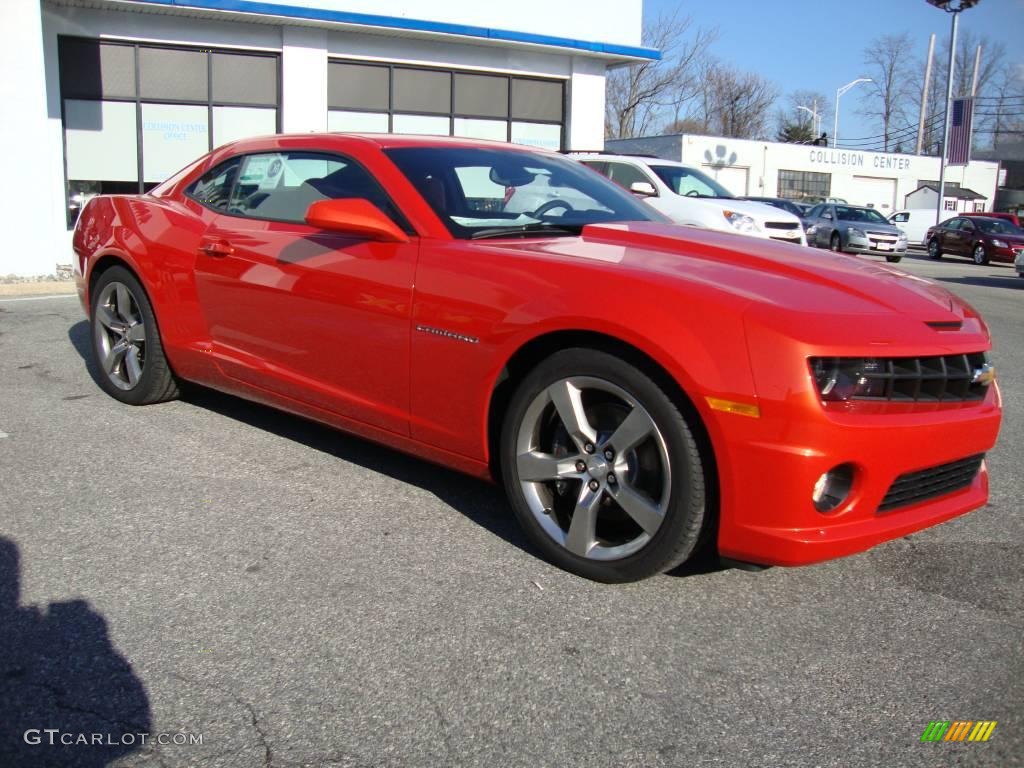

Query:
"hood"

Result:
[[498, 222, 967, 323], [685, 196, 801, 225], [841, 219, 903, 234]]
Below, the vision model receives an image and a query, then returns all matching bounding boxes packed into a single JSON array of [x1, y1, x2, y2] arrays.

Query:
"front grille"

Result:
[[811, 353, 991, 402], [879, 454, 984, 512], [765, 221, 800, 230], [867, 231, 898, 240]]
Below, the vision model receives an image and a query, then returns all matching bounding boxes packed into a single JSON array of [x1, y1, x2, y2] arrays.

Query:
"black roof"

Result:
[[910, 184, 988, 201]]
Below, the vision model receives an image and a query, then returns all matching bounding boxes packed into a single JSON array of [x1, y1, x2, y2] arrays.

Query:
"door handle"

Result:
[[199, 239, 234, 257]]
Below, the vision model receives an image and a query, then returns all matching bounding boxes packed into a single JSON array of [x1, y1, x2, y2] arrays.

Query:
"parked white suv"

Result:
[[574, 153, 807, 246]]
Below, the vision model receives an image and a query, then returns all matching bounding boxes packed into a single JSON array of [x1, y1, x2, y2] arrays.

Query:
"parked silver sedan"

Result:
[[805, 203, 908, 262]]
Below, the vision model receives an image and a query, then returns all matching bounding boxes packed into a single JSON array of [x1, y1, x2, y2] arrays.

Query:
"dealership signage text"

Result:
[[809, 149, 912, 172]]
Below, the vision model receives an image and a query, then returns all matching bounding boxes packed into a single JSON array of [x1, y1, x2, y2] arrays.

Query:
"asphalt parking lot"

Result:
[[0, 251, 1021, 768]]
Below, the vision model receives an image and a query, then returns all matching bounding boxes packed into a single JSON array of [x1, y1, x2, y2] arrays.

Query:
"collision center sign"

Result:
[[809, 149, 912, 172]]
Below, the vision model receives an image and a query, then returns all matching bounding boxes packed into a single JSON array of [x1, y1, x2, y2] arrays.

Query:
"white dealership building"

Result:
[[3, 0, 653, 276], [607, 133, 1000, 219]]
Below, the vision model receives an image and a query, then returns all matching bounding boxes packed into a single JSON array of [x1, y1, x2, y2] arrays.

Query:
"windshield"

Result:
[[835, 206, 889, 224], [383, 147, 661, 239], [648, 165, 734, 198], [974, 217, 1024, 235]]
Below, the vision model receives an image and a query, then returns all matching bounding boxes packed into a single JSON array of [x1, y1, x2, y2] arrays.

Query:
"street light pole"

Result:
[[834, 78, 873, 148], [927, 1, 980, 225], [796, 105, 817, 138]]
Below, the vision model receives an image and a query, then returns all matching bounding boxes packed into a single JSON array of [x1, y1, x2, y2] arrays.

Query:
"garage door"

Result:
[[850, 175, 897, 213], [702, 165, 749, 196]]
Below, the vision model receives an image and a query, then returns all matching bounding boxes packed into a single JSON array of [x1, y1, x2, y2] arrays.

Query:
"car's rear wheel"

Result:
[[830, 232, 842, 253], [972, 243, 990, 265], [928, 238, 942, 260], [91, 266, 179, 405], [500, 348, 709, 582]]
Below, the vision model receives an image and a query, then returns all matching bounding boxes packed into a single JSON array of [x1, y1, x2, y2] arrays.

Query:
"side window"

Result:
[[821, 207, 833, 220], [579, 161, 609, 177], [958, 219, 976, 231], [807, 205, 823, 219], [946, 218, 963, 230], [186, 158, 242, 212], [891, 212, 908, 223], [226, 151, 408, 229], [604, 162, 652, 191]]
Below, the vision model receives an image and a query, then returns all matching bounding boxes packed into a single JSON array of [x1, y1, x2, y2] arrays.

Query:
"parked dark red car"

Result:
[[926, 215, 1024, 265]]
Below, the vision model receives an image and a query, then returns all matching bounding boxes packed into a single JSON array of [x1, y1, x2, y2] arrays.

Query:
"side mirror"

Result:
[[305, 198, 410, 243], [629, 181, 658, 198]]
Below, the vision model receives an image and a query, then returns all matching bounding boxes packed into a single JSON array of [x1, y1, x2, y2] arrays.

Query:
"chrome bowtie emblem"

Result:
[[971, 363, 995, 386]]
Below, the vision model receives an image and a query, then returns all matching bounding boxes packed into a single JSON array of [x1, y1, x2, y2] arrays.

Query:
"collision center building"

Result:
[[4, 0, 654, 277], [607, 133, 1000, 218]]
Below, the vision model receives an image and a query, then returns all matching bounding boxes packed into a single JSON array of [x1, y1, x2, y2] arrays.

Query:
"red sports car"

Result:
[[73, 134, 1001, 582]]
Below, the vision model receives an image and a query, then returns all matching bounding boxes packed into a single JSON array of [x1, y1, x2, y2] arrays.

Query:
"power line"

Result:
[[835, 114, 944, 145]]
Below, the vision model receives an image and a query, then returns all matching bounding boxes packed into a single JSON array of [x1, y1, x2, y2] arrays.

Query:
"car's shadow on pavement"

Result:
[[934, 274, 1023, 290], [68, 320, 735, 580], [0, 537, 152, 767]]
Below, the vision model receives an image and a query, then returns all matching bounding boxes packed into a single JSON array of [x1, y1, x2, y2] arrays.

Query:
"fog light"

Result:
[[812, 464, 855, 512]]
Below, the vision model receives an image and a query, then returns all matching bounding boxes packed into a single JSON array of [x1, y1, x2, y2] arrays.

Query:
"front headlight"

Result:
[[723, 211, 761, 234], [992, 239, 1009, 248], [847, 227, 866, 239]]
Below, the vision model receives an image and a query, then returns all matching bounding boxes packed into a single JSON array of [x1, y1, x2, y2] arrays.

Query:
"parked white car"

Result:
[[573, 153, 807, 246], [888, 209, 940, 248]]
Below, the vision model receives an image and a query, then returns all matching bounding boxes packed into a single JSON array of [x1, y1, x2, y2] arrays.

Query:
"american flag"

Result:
[[948, 97, 974, 166]]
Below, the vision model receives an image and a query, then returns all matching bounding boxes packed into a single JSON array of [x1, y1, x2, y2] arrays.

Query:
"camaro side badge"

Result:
[[416, 325, 479, 345], [971, 363, 995, 386]]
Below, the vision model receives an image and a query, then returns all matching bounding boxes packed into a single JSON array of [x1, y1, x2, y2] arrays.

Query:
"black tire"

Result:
[[90, 266, 179, 405], [830, 232, 842, 253], [972, 243, 990, 265], [928, 238, 942, 260], [500, 348, 709, 582], [885, 255, 902, 263]]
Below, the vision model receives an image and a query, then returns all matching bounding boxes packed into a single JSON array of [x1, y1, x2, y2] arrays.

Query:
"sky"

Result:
[[642, 0, 1024, 146]]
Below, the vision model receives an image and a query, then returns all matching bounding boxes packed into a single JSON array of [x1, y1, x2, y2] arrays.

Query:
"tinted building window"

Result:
[[777, 169, 831, 201]]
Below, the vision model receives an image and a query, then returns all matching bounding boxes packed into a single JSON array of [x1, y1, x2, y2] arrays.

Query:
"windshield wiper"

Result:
[[470, 222, 584, 240]]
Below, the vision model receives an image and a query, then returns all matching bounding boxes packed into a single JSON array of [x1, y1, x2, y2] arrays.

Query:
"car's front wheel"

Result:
[[500, 349, 709, 582], [972, 243, 990, 265], [91, 266, 179, 405], [830, 232, 842, 252], [928, 238, 942, 260]]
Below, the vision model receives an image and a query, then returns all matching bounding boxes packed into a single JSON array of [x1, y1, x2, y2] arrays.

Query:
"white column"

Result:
[[281, 27, 328, 134], [567, 57, 606, 151], [1, 1, 61, 276]]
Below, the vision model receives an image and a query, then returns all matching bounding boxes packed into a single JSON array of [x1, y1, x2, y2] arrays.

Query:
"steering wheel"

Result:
[[531, 199, 574, 219], [685, 190, 700, 197]]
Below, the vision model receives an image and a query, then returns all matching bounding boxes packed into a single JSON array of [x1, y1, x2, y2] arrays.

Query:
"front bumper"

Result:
[[844, 234, 908, 256], [714, 402, 999, 566]]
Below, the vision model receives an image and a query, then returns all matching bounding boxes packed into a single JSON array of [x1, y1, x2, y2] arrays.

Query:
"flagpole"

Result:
[[935, 8, 959, 225]]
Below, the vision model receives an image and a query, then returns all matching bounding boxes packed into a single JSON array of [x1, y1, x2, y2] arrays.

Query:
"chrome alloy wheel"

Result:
[[514, 376, 672, 561], [94, 281, 147, 390]]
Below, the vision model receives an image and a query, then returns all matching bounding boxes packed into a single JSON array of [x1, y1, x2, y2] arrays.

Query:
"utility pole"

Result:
[[916, 34, 935, 155]]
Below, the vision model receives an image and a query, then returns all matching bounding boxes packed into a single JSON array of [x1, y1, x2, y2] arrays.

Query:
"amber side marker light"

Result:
[[705, 397, 760, 418]]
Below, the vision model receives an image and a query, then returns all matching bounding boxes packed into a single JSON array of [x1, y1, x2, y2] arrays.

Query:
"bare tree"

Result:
[[774, 89, 832, 143], [917, 30, 1009, 153], [690, 62, 778, 140], [605, 10, 717, 139], [858, 33, 918, 151]]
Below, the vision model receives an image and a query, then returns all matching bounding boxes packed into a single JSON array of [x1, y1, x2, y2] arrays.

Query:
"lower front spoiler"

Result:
[[718, 463, 989, 567]]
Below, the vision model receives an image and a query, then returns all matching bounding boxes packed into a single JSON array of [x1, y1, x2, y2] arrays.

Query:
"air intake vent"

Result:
[[879, 454, 984, 512]]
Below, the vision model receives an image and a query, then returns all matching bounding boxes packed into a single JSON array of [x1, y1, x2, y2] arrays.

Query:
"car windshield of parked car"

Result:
[[648, 164, 734, 198], [835, 206, 889, 224], [384, 147, 661, 239], [974, 217, 1024, 235]]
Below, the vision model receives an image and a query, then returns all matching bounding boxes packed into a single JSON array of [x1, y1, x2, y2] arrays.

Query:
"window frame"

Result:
[[327, 58, 566, 148], [777, 169, 831, 202], [184, 150, 416, 235], [58, 35, 282, 227]]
